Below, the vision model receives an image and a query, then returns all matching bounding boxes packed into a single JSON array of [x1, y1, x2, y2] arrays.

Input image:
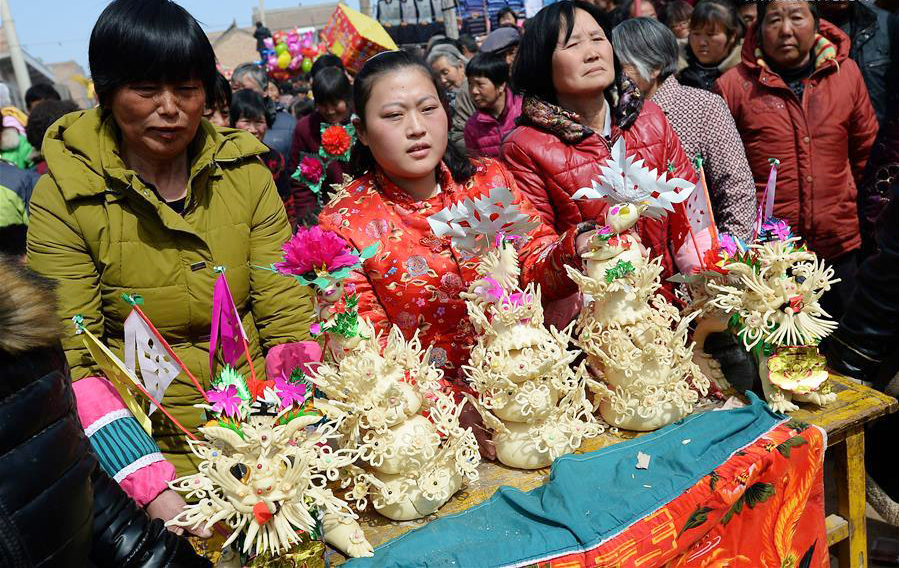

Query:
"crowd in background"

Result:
[[2, 0, 899, 564]]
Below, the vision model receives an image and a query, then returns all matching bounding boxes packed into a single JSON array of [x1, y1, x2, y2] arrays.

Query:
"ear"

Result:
[[353, 116, 368, 146]]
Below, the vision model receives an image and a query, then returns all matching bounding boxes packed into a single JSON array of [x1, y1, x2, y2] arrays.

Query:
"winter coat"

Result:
[[464, 90, 523, 159], [0, 259, 209, 568], [0, 161, 39, 227], [450, 81, 477, 156], [318, 158, 586, 385], [678, 40, 743, 92], [651, 76, 756, 240], [501, 96, 699, 287], [263, 109, 296, 164], [26, 109, 314, 475], [715, 21, 879, 261], [833, 3, 899, 124]]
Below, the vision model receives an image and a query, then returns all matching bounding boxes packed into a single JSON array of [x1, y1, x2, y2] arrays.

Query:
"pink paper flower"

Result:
[[207, 384, 241, 418], [274, 377, 308, 408], [275, 226, 359, 275], [300, 156, 324, 182]]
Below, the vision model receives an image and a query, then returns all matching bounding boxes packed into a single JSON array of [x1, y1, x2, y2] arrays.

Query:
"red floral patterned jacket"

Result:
[[318, 158, 583, 384]]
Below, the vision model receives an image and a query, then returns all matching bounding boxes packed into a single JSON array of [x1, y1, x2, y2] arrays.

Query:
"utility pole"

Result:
[[258, 0, 266, 26], [442, 0, 458, 39], [359, 0, 371, 18], [1, 0, 32, 101]]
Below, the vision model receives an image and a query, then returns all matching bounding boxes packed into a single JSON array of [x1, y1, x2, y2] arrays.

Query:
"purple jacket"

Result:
[[464, 90, 523, 159]]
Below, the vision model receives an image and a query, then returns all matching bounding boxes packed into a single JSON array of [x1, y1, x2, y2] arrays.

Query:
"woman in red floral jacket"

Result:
[[318, 51, 596, 399]]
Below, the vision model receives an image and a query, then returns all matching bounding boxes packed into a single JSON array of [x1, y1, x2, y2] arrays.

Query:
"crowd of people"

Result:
[[1, 0, 899, 563]]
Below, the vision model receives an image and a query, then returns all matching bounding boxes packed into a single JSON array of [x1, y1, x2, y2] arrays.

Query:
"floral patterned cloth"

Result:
[[318, 158, 584, 386]]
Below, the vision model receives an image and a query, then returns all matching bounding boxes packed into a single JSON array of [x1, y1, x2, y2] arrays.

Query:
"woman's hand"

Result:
[[458, 403, 496, 461], [146, 489, 212, 538]]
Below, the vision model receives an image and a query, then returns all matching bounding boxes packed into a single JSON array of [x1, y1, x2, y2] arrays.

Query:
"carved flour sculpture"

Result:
[[701, 220, 839, 412], [309, 321, 481, 521], [427, 186, 603, 469], [566, 138, 709, 431], [461, 244, 604, 469], [166, 367, 374, 560]]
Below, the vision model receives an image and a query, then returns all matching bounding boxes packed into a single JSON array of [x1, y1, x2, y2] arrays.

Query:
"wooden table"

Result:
[[331, 375, 897, 566], [791, 374, 898, 568]]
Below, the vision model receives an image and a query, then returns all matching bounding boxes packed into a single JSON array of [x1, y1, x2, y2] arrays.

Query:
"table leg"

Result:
[[835, 427, 867, 568]]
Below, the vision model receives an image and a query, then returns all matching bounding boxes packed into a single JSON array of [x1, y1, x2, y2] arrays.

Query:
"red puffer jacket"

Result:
[[319, 158, 584, 385], [714, 20, 878, 261], [501, 97, 698, 283]]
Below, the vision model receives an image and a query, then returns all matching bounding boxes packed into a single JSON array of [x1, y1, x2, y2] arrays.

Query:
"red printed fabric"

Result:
[[318, 158, 582, 385], [522, 420, 828, 568]]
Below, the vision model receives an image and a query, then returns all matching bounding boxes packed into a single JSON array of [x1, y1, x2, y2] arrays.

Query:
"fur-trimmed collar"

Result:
[[0, 256, 60, 353], [518, 74, 644, 144]]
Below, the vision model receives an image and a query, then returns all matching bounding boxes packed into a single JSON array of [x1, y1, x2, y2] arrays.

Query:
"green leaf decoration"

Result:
[[709, 471, 721, 491], [604, 260, 636, 283], [121, 293, 144, 306], [776, 436, 808, 459], [217, 418, 246, 439], [786, 419, 810, 433], [213, 365, 251, 401], [357, 242, 380, 262], [679, 506, 715, 536], [721, 495, 744, 526], [744, 482, 776, 509]]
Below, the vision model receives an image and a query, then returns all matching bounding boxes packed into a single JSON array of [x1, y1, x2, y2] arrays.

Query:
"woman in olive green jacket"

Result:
[[26, 0, 314, 528]]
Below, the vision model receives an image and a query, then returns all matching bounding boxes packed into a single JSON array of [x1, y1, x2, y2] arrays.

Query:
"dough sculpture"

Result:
[[565, 138, 709, 431], [699, 220, 839, 412], [165, 366, 374, 561], [427, 185, 603, 469], [308, 321, 481, 521]]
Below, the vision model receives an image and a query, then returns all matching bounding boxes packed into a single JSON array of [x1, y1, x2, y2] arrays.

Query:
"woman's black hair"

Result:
[[229, 89, 273, 128], [350, 50, 476, 184], [457, 34, 479, 55], [208, 71, 231, 112], [690, 0, 745, 41], [511, 0, 619, 105], [89, 0, 216, 108], [312, 66, 353, 106], [466, 52, 510, 86], [310, 53, 345, 78], [496, 6, 518, 26]]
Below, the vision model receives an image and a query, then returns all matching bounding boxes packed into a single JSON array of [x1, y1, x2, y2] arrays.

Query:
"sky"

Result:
[[5, 0, 359, 74]]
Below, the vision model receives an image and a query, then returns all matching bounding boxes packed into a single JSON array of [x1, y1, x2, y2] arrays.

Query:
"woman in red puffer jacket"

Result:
[[501, 0, 701, 305]]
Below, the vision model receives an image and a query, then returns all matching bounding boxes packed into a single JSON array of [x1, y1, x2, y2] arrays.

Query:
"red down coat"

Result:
[[318, 158, 584, 385], [501, 96, 698, 284], [714, 20, 878, 260]]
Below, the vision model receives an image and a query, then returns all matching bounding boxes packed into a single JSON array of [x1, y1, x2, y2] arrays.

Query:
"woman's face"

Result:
[[204, 105, 230, 128], [499, 12, 517, 26], [689, 22, 735, 66], [551, 8, 615, 100], [317, 99, 350, 124], [620, 64, 657, 96], [235, 114, 267, 141], [670, 19, 690, 39], [111, 80, 205, 162], [430, 56, 466, 90], [358, 67, 448, 186], [761, 1, 817, 70], [469, 77, 505, 111], [632, 1, 657, 19]]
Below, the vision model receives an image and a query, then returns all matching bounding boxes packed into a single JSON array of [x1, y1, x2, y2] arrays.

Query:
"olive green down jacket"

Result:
[[27, 109, 314, 475]]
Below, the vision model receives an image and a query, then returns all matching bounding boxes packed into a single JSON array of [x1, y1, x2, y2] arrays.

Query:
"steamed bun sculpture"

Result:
[[565, 138, 709, 431], [428, 187, 603, 469], [699, 220, 839, 412], [165, 366, 374, 561], [308, 321, 481, 521]]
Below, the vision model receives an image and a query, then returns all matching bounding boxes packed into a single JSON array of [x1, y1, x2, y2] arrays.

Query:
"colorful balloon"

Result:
[[301, 57, 313, 73], [275, 43, 288, 55], [277, 51, 291, 69], [263, 37, 274, 49], [267, 55, 278, 70]]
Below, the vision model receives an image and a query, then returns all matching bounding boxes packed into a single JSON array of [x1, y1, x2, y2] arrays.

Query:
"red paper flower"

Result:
[[321, 124, 352, 156], [275, 226, 359, 275], [300, 156, 324, 182]]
